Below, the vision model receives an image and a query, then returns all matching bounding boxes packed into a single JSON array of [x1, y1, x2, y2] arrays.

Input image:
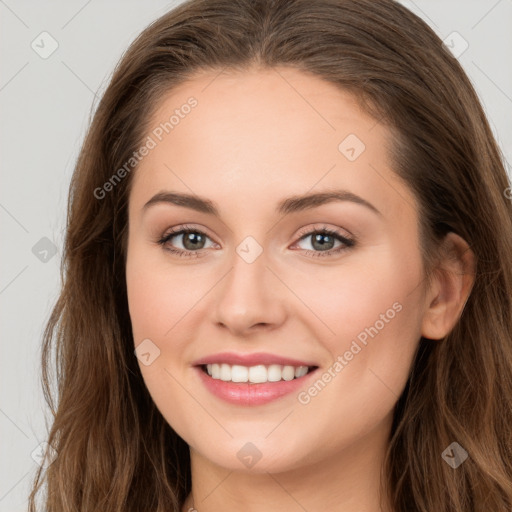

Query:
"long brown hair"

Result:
[[28, 1, 512, 510]]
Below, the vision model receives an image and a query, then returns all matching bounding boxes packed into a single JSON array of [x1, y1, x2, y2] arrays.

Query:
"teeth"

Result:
[[248, 365, 267, 383], [295, 366, 308, 378], [205, 363, 310, 383], [220, 363, 231, 382], [231, 365, 249, 382], [267, 364, 282, 382]]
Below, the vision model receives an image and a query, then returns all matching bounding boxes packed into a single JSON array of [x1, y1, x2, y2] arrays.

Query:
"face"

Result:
[[126, 66, 430, 473]]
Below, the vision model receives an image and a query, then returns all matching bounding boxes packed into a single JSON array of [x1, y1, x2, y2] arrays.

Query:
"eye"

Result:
[[157, 224, 216, 258], [157, 223, 355, 259], [291, 224, 355, 258]]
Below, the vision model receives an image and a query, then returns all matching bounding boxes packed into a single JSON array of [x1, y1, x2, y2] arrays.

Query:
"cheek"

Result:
[[286, 241, 423, 345], [125, 246, 199, 431], [304, 245, 424, 405], [285, 242, 423, 384], [126, 245, 199, 344], [283, 250, 424, 453]]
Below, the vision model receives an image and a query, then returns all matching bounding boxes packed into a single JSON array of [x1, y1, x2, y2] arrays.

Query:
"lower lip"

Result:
[[195, 366, 317, 406]]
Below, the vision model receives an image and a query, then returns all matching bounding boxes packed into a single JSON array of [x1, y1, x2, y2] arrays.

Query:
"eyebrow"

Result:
[[142, 189, 382, 217]]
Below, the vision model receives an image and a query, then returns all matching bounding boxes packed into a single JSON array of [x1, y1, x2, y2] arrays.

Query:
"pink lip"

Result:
[[194, 366, 319, 406], [192, 351, 317, 367]]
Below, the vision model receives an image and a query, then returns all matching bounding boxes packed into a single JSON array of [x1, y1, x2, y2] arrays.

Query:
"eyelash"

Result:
[[157, 223, 356, 259]]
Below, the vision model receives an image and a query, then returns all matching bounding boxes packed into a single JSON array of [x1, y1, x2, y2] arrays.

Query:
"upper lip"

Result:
[[192, 352, 318, 368]]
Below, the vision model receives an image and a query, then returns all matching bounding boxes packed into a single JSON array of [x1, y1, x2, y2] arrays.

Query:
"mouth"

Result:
[[193, 360, 320, 406], [191, 351, 320, 405], [198, 363, 318, 384]]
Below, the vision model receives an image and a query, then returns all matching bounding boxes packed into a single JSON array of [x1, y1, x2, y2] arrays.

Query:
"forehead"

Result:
[[129, 66, 416, 222]]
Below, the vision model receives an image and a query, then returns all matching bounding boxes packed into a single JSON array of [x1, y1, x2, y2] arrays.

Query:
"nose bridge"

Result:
[[212, 238, 286, 333]]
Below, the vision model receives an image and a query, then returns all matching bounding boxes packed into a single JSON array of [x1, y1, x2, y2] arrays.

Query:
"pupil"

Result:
[[313, 233, 333, 251], [183, 232, 204, 250]]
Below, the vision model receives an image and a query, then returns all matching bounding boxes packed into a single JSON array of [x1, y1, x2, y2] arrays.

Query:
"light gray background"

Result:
[[1, 1, 511, 510]]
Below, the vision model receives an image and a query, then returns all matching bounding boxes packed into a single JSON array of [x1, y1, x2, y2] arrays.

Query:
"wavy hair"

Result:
[[28, 0, 512, 510]]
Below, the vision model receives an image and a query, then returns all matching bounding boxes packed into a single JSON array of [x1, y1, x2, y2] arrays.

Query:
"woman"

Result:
[[28, 0, 512, 511]]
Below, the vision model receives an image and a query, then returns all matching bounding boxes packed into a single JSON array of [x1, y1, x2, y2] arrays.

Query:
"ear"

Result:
[[421, 232, 476, 340]]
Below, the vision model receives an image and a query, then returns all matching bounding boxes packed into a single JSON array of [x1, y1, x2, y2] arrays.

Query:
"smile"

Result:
[[202, 363, 314, 383], [194, 364, 319, 406]]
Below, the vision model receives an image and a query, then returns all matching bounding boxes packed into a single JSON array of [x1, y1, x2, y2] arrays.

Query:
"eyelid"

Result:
[[289, 224, 355, 257], [159, 223, 353, 243], [159, 223, 217, 241], [294, 223, 353, 241], [158, 223, 219, 248], [157, 222, 356, 258]]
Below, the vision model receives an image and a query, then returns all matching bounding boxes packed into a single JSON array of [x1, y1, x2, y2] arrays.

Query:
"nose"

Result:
[[211, 248, 288, 337]]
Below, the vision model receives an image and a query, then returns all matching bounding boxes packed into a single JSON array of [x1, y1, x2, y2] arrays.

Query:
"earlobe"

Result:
[[421, 232, 476, 340]]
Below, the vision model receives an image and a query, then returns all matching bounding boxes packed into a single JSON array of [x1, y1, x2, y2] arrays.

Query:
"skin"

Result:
[[125, 66, 475, 512]]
